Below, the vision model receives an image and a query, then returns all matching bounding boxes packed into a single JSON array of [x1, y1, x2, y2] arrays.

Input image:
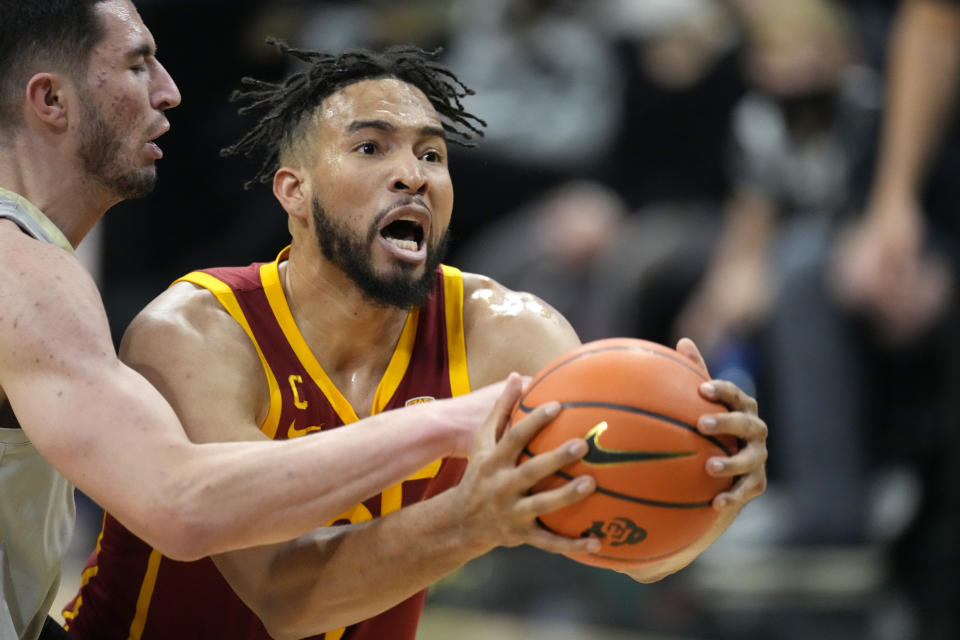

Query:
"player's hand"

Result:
[[451, 373, 602, 557], [677, 338, 767, 511], [441, 377, 525, 458]]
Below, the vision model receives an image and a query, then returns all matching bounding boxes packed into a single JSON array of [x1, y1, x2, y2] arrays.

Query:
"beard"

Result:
[[312, 196, 449, 309], [76, 92, 157, 200]]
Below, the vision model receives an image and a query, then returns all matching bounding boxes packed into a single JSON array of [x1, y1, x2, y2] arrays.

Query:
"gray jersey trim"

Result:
[[0, 194, 54, 244]]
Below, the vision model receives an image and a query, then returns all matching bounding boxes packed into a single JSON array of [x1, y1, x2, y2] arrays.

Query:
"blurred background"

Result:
[[61, 0, 960, 638]]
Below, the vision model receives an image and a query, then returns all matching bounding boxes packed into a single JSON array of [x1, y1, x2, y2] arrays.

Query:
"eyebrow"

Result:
[[127, 42, 156, 59], [346, 119, 447, 140]]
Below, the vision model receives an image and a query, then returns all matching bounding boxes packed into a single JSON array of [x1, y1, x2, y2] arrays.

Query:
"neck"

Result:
[[281, 240, 411, 389], [0, 135, 119, 248]]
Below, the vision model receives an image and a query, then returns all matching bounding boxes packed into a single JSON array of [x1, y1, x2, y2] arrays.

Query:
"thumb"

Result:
[[479, 372, 524, 448]]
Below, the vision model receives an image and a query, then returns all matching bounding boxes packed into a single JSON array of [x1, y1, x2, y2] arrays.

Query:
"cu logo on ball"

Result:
[[580, 516, 647, 546]]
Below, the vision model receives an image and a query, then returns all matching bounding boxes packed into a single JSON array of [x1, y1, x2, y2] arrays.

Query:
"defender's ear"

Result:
[[25, 73, 71, 129], [273, 166, 310, 224]]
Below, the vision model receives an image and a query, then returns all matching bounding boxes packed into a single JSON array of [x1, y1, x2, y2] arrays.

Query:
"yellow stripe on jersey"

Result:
[[126, 549, 163, 640], [380, 267, 463, 514], [441, 265, 471, 397], [380, 458, 443, 515], [260, 251, 361, 425], [62, 513, 108, 627], [173, 271, 284, 438], [370, 307, 419, 415]]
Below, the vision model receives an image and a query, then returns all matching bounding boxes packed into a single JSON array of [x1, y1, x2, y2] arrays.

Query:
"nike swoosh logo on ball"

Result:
[[582, 422, 695, 466]]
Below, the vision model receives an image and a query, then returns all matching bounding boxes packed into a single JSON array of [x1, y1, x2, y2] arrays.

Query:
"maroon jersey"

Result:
[[64, 247, 472, 640]]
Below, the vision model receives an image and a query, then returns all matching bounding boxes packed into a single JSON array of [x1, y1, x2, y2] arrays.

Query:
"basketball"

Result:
[[513, 338, 738, 569]]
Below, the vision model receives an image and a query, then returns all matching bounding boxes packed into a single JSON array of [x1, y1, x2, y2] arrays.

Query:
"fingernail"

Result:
[[544, 402, 561, 418], [575, 477, 593, 494], [587, 539, 602, 553], [567, 440, 587, 456], [715, 496, 728, 509], [701, 382, 716, 396], [708, 459, 724, 473], [701, 416, 717, 431]]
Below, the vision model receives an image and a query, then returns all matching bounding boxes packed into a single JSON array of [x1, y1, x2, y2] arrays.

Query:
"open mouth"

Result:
[[380, 218, 425, 253]]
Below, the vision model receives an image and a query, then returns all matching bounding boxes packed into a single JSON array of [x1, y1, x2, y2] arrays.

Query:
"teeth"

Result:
[[387, 238, 418, 251]]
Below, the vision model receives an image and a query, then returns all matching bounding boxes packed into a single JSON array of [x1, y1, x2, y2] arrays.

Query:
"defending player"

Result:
[[64, 45, 767, 639]]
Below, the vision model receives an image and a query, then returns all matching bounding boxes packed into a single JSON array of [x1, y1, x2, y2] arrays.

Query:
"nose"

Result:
[[151, 59, 182, 111], [390, 151, 428, 196]]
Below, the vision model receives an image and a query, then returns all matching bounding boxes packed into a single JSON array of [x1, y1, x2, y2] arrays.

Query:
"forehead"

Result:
[[316, 78, 441, 135], [91, 0, 154, 60]]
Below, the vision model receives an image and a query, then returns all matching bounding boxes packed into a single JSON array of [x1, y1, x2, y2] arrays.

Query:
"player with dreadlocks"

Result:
[[65, 43, 767, 640]]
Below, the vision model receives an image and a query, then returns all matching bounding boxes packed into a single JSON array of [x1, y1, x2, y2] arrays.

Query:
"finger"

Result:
[[524, 524, 603, 556], [496, 400, 561, 461], [517, 473, 596, 517], [513, 438, 588, 488], [698, 411, 768, 442], [518, 375, 533, 393], [484, 372, 525, 445], [676, 337, 709, 375], [706, 439, 767, 478], [699, 379, 759, 415], [712, 469, 767, 510]]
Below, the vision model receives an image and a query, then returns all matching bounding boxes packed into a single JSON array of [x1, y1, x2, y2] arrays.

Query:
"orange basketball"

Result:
[[513, 338, 738, 569]]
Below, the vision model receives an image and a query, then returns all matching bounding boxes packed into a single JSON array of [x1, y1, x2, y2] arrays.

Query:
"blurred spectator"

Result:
[[765, 0, 958, 546], [674, 0, 879, 373], [766, 0, 960, 636], [597, 0, 745, 210]]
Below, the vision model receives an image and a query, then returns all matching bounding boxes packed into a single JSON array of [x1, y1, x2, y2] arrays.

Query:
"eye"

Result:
[[421, 150, 443, 163], [355, 142, 378, 155]]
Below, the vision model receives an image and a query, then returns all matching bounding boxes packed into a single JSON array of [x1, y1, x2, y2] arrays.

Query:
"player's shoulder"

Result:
[[460, 271, 580, 384], [0, 221, 107, 350], [121, 279, 254, 366], [461, 271, 575, 335], [0, 220, 93, 296]]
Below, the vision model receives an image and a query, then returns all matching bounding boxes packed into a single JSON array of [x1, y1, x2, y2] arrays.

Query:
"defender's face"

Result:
[[76, 0, 181, 198], [307, 78, 454, 283]]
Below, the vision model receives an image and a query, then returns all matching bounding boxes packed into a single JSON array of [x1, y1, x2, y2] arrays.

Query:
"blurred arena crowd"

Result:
[[78, 0, 959, 638]]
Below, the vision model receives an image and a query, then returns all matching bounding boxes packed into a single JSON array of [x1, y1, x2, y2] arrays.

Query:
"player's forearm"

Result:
[[172, 402, 473, 556], [222, 487, 490, 639], [33, 367, 473, 560], [871, 0, 960, 203]]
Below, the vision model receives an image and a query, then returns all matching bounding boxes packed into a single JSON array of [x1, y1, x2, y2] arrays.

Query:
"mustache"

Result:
[[372, 195, 431, 226]]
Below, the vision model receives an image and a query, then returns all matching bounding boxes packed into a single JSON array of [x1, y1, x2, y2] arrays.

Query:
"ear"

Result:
[[24, 73, 71, 129], [273, 166, 311, 225]]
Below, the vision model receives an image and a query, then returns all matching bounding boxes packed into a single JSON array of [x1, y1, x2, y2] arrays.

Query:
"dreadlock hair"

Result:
[[221, 40, 486, 190], [0, 0, 107, 134]]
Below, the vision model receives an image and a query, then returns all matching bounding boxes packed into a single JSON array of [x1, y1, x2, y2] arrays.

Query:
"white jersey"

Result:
[[0, 188, 76, 640]]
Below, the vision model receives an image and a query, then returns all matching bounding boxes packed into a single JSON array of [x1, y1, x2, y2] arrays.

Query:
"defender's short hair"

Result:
[[0, 0, 107, 131]]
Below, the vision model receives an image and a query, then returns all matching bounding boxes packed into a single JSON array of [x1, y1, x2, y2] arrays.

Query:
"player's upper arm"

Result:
[[0, 231, 142, 465], [461, 272, 581, 386]]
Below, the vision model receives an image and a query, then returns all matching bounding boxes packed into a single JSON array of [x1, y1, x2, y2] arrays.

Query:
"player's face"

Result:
[[307, 78, 454, 307], [75, 0, 180, 199]]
